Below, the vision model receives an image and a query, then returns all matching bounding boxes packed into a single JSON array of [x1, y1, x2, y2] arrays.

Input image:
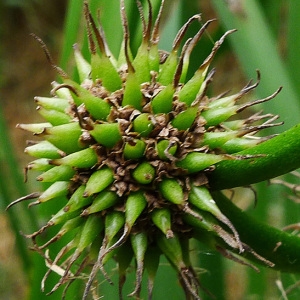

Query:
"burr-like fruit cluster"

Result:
[[12, 1, 280, 299]]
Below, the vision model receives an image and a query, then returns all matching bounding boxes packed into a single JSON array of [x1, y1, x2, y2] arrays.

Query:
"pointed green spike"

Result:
[[220, 137, 262, 153], [151, 208, 174, 238], [82, 191, 120, 216], [84, 2, 121, 92], [34, 96, 69, 112], [176, 152, 225, 173], [159, 178, 184, 205], [203, 131, 239, 149], [49, 207, 82, 227], [208, 93, 241, 109], [122, 72, 143, 110], [188, 212, 243, 256], [222, 119, 246, 130], [65, 185, 93, 213], [148, 43, 160, 72], [101, 190, 148, 256], [156, 232, 185, 271], [42, 122, 83, 154], [68, 83, 111, 121], [171, 106, 198, 130], [189, 185, 242, 252], [38, 181, 70, 203], [182, 207, 214, 233], [26, 158, 53, 172], [115, 242, 134, 298], [77, 214, 104, 252], [65, 216, 103, 285], [73, 43, 91, 83], [25, 140, 65, 159], [125, 191, 148, 230], [189, 186, 220, 218], [104, 211, 125, 245], [37, 165, 75, 182], [51, 81, 73, 100], [91, 52, 122, 92], [201, 105, 237, 127], [50, 147, 98, 168], [38, 216, 85, 250], [129, 231, 148, 297], [151, 84, 174, 114], [100, 224, 126, 266], [157, 51, 178, 85], [179, 19, 215, 83], [16, 122, 52, 134], [83, 167, 115, 197], [90, 123, 122, 148], [179, 30, 236, 106], [177, 68, 207, 106], [132, 42, 150, 84], [37, 107, 72, 126], [144, 245, 161, 298]]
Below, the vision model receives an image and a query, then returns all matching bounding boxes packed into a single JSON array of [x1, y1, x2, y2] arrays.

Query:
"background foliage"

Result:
[[1, 0, 300, 299]]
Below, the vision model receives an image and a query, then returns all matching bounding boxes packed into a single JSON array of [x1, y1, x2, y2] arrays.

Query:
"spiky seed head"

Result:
[[10, 1, 281, 299]]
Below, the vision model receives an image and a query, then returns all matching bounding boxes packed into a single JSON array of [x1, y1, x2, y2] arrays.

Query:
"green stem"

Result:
[[208, 123, 300, 190], [213, 192, 300, 273]]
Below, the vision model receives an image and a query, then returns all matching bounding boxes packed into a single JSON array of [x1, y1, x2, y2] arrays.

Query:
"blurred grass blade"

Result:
[[0, 104, 37, 271], [59, 0, 84, 70], [211, 0, 300, 131], [158, 1, 180, 52], [257, 0, 282, 35], [88, 0, 123, 57], [287, 1, 300, 95]]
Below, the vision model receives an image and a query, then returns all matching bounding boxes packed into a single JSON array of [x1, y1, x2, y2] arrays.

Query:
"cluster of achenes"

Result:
[[12, 1, 281, 299]]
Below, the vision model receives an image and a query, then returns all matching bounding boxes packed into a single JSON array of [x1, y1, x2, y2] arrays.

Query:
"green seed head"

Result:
[[11, 1, 282, 299]]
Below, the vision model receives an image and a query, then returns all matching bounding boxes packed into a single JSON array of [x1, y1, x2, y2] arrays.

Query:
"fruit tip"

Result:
[[80, 209, 89, 217], [166, 229, 174, 239]]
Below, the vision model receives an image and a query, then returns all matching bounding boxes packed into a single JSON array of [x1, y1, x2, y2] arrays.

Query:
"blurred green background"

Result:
[[1, 0, 300, 299]]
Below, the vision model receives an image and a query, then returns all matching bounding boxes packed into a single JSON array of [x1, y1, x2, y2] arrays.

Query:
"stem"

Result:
[[213, 191, 300, 273], [208, 124, 300, 190]]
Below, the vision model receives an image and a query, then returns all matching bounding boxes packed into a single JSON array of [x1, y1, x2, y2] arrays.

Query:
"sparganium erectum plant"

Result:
[[8, 0, 300, 299]]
